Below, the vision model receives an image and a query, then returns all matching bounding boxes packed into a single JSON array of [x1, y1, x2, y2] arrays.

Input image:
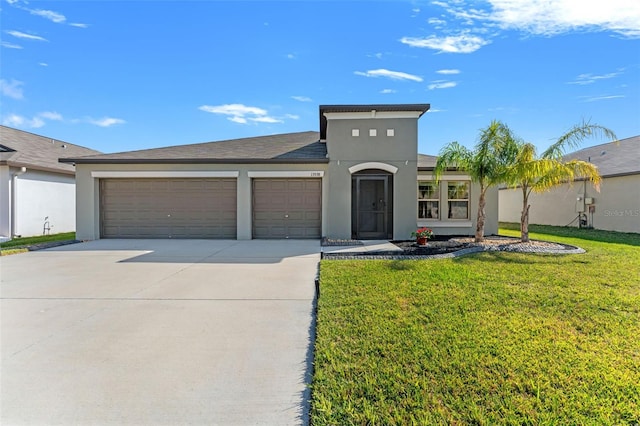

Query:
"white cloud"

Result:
[[2, 114, 45, 128], [199, 103, 288, 125], [486, 0, 640, 37], [428, 17, 447, 26], [39, 62, 48, 67], [88, 117, 126, 127], [428, 80, 458, 90], [291, 96, 312, 102], [30, 9, 66, 23], [568, 71, 623, 85], [0, 79, 24, 99], [380, 89, 397, 94], [39, 111, 63, 121], [401, 34, 489, 53], [284, 114, 300, 120], [1, 41, 23, 49], [5, 30, 48, 42], [69, 23, 89, 28], [582, 95, 625, 102], [354, 68, 423, 82], [286, 53, 295, 59], [437, 69, 461, 74]]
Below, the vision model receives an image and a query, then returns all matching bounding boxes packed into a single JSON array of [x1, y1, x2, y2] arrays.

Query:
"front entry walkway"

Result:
[[1, 239, 320, 425]]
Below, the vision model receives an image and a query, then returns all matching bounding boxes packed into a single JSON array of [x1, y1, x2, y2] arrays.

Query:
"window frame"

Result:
[[417, 181, 440, 219]]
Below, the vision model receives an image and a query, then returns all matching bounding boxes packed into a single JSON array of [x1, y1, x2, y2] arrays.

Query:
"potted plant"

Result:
[[411, 227, 434, 246]]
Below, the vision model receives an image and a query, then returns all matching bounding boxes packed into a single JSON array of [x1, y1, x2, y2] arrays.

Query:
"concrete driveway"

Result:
[[1, 239, 320, 425]]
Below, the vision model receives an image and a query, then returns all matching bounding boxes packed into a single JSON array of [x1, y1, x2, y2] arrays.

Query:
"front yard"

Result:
[[312, 225, 640, 424]]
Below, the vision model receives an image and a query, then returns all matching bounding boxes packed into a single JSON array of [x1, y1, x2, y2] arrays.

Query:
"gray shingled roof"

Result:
[[417, 153, 438, 169], [0, 125, 101, 174], [62, 131, 327, 164], [319, 104, 430, 140], [563, 135, 639, 177]]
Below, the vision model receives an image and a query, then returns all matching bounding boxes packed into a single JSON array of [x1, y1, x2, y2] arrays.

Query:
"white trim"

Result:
[[417, 175, 469, 181], [91, 171, 239, 178], [418, 220, 472, 228], [324, 111, 423, 120], [247, 171, 324, 178], [349, 162, 398, 174]]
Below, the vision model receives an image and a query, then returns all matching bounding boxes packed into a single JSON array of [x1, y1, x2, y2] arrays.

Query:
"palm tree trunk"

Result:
[[520, 187, 530, 243], [476, 187, 486, 242]]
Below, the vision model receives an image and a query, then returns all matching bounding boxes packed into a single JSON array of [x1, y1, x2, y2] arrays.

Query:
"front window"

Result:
[[418, 181, 439, 219], [448, 182, 469, 219]]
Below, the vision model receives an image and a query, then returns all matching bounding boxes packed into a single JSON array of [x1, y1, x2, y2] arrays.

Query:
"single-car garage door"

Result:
[[100, 178, 237, 238], [252, 178, 321, 239]]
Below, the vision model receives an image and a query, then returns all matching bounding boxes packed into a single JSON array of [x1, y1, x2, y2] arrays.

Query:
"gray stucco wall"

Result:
[[324, 117, 419, 240], [499, 175, 640, 233]]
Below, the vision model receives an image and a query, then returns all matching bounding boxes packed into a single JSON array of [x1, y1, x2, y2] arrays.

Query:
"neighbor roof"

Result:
[[0, 125, 101, 175], [61, 131, 327, 164], [319, 104, 430, 140], [564, 135, 639, 178], [417, 153, 438, 169]]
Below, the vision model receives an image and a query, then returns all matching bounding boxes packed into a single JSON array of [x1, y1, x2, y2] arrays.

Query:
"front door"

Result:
[[352, 173, 393, 239]]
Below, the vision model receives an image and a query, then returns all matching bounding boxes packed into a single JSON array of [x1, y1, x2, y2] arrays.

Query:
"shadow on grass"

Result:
[[451, 251, 591, 265]]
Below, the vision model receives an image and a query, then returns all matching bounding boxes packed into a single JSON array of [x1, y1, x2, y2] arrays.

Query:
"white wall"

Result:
[[499, 174, 640, 233], [13, 169, 76, 237]]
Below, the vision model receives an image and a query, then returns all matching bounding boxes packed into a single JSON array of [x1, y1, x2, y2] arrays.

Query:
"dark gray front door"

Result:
[[352, 174, 393, 239]]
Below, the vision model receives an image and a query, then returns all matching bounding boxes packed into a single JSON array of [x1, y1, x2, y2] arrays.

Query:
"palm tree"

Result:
[[434, 120, 518, 242], [503, 121, 616, 242]]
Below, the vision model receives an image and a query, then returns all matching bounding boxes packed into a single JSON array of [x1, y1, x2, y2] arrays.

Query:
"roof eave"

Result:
[[61, 158, 330, 165]]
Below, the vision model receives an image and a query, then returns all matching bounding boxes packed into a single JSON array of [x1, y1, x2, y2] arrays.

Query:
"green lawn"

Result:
[[312, 225, 640, 425], [0, 232, 76, 255]]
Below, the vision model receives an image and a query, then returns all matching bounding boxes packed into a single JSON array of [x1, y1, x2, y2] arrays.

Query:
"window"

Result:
[[418, 181, 439, 219], [369, 128, 377, 137], [386, 128, 395, 137], [448, 182, 469, 219], [352, 129, 360, 137]]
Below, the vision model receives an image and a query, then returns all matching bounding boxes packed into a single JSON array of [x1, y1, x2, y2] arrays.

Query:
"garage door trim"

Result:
[[92, 171, 239, 178], [248, 171, 324, 178]]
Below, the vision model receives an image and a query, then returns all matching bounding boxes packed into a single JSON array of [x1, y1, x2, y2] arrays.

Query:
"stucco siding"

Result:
[[499, 175, 640, 233], [0, 166, 10, 237]]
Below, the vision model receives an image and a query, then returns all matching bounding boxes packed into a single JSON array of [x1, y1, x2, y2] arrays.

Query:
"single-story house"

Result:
[[0, 125, 101, 239], [499, 135, 640, 234], [61, 104, 498, 240]]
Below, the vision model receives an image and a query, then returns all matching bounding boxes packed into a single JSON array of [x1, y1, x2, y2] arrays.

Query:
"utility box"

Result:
[[576, 196, 585, 213], [585, 197, 594, 205]]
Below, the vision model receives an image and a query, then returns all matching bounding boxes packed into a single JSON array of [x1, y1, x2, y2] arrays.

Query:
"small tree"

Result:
[[434, 120, 518, 242], [504, 121, 616, 242]]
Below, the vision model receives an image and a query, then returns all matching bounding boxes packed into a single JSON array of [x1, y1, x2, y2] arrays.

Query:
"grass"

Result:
[[0, 232, 76, 255], [312, 225, 640, 425]]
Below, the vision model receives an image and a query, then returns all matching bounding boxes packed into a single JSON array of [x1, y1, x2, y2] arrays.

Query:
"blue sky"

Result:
[[1, 0, 639, 156]]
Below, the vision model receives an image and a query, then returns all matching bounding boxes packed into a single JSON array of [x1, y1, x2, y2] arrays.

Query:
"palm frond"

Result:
[[542, 120, 617, 159]]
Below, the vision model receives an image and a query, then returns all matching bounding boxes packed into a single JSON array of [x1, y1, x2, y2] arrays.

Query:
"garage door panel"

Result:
[[252, 178, 321, 239], [101, 178, 237, 239]]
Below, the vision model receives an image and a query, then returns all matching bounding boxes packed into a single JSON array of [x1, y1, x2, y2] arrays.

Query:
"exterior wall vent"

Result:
[[369, 129, 377, 137], [351, 129, 360, 137], [387, 128, 395, 137]]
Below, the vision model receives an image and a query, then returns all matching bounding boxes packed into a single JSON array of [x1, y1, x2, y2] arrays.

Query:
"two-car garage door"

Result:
[[100, 178, 237, 238], [100, 177, 321, 239]]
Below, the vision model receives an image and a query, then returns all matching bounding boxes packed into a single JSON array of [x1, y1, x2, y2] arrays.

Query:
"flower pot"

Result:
[[417, 237, 428, 246]]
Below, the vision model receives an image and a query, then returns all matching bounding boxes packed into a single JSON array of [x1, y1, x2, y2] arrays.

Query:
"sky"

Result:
[[1, 0, 639, 156]]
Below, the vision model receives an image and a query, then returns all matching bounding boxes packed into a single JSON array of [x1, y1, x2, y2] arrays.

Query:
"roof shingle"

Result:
[[0, 126, 101, 174], [62, 131, 327, 164]]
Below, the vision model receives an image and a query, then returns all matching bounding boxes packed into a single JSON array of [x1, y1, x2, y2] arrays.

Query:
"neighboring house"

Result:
[[0, 126, 101, 239], [61, 104, 498, 241], [499, 135, 640, 233]]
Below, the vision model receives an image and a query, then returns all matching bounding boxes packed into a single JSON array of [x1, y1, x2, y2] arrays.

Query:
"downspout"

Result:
[[11, 167, 27, 238]]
